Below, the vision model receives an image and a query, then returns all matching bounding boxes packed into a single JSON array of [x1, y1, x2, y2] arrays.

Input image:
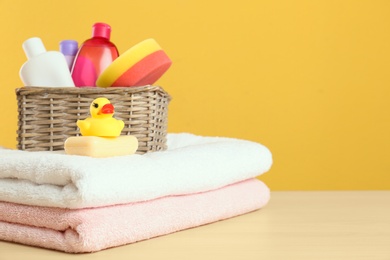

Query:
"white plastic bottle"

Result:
[[20, 37, 75, 87], [60, 40, 78, 71]]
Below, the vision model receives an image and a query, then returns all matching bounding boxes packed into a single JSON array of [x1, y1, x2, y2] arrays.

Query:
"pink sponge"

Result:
[[96, 39, 172, 87]]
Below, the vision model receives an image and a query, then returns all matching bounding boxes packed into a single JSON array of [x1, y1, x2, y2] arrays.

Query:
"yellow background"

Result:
[[0, 0, 389, 190]]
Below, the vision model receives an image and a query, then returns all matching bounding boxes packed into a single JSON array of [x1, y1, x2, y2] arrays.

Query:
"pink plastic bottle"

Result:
[[71, 23, 119, 87]]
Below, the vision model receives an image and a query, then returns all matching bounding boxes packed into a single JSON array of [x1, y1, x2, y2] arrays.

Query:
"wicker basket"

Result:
[[16, 85, 171, 154]]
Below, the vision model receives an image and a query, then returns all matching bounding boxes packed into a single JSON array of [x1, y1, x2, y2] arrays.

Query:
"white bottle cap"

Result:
[[23, 37, 46, 59]]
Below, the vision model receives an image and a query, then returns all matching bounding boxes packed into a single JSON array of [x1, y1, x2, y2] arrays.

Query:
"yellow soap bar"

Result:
[[64, 136, 138, 158]]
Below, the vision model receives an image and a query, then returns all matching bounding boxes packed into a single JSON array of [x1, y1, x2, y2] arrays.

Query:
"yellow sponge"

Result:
[[96, 38, 171, 87], [64, 136, 138, 158]]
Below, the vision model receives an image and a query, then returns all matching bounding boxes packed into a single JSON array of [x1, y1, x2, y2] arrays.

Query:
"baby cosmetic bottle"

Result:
[[60, 40, 78, 71], [71, 23, 119, 87], [20, 37, 75, 87]]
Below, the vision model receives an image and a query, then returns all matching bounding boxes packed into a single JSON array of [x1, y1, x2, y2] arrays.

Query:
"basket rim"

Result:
[[15, 85, 171, 101]]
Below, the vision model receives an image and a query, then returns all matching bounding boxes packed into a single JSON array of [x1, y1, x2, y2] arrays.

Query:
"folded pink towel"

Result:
[[0, 178, 269, 253]]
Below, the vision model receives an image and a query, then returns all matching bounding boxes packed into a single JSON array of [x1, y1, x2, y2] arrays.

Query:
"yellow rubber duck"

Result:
[[77, 97, 124, 137]]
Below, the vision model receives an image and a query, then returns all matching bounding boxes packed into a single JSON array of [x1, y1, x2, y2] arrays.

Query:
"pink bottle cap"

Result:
[[92, 23, 111, 39]]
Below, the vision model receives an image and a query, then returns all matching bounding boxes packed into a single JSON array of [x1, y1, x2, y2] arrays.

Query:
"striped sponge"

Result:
[[96, 38, 172, 87]]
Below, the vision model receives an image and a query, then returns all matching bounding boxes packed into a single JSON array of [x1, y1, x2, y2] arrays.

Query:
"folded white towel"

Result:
[[0, 133, 272, 209]]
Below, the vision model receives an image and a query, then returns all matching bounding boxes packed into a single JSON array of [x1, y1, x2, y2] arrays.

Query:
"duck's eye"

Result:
[[93, 103, 99, 108]]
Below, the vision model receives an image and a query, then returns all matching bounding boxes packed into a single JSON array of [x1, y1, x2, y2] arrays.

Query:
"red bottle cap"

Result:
[[92, 23, 111, 39]]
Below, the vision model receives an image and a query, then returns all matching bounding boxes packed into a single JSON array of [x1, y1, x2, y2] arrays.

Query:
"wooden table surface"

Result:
[[1, 191, 389, 260]]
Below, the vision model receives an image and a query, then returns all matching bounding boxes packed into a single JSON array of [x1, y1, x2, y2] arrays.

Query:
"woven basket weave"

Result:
[[16, 85, 171, 153]]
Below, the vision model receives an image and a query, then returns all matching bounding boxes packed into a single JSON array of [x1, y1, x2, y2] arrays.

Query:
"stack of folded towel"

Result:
[[0, 133, 272, 253]]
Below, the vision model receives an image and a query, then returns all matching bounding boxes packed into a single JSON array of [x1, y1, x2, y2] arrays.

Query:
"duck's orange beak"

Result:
[[99, 103, 114, 115]]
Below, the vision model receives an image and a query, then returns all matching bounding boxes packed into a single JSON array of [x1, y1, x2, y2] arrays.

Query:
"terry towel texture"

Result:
[[0, 179, 270, 253], [0, 133, 272, 209]]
